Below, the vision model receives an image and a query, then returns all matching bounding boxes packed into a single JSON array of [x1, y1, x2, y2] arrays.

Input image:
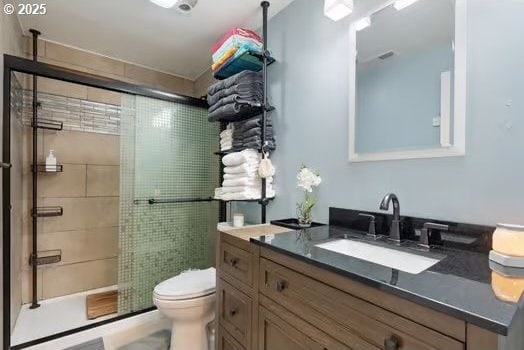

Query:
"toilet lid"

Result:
[[154, 267, 216, 300]]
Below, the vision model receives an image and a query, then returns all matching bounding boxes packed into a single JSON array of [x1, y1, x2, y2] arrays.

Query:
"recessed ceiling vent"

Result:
[[176, 0, 198, 14]]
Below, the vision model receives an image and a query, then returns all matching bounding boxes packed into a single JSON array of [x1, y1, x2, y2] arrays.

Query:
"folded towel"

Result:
[[223, 177, 271, 187], [207, 82, 263, 107], [221, 188, 276, 201], [224, 163, 259, 174], [220, 128, 234, 137], [243, 140, 276, 151], [212, 28, 262, 55], [208, 71, 262, 97], [223, 172, 259, 179], [208, 102, 262, 123], [222, 149, 259, 167], [242, 126, 273, 139], [221, 184, 272, 194], [243, 134, 275, 143], [209, 94, 263, 114], [211, 46, 238, 71], [212, 35, 262, 63]]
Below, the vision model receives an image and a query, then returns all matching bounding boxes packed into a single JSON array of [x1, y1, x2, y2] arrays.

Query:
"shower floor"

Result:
[[11, 286, 118, 346]]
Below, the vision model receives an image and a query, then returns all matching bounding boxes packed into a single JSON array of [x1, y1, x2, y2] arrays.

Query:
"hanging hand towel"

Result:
[[258, 152, 275, 179]]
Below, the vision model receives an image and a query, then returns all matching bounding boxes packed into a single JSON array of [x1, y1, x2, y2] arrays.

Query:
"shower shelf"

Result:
[[213, 2, 274, 224], [33, 206, 63, 217], [33, 164, 63, 173], [32, 118, 63, 131]]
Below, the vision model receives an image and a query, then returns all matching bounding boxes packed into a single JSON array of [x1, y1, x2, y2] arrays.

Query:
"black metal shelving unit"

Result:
[[213, 1, 274, 224]]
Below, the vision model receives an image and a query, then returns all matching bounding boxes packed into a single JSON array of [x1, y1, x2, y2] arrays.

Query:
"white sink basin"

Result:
[[316, 239, 440, 274]]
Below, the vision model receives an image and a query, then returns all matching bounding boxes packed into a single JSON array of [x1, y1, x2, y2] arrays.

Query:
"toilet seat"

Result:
[[154, 267, 216, 301]]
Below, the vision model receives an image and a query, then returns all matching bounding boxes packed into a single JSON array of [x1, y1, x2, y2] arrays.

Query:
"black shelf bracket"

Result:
[[32, 164, 63, 173], [32, 118, 63, 131], [32, 206, 64, 218]]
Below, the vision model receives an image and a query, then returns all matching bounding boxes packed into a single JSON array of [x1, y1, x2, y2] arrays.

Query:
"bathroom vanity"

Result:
[[215, 210, 524, 350]]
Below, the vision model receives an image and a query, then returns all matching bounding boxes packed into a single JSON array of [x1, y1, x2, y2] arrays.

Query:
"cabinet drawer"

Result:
[[260, 258, 464, 350], [217, 326, 245, 350], [218, 279, 252, 349], [219, 242, 253, 288], [259, 301, 354, 350]]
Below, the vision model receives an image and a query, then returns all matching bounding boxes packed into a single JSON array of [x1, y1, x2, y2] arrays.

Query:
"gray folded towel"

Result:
[[207, 71, 262, 96], [240, 115, 272, 130], [243, 135, 275, 144], [208, 102, 261, 122], [244, 140, 276, 150], [208, 94, 263, 114], [242, 126, 273, 138], [208, 82, 264, 106]]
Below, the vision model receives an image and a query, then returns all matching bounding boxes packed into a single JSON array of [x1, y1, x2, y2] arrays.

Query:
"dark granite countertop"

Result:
[[250, 224, 523, 335]]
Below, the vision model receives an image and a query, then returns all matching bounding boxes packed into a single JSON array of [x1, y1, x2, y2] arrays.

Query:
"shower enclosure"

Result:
[[2, 54, 219, 349]]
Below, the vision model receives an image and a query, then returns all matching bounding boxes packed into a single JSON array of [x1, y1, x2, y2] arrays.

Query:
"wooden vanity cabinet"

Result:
[[216, 229, 502, 350]]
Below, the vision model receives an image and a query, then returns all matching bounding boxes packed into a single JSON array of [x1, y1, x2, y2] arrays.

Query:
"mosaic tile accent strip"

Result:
[[118, 95, 220, 313], [22, 89, 121, 135]]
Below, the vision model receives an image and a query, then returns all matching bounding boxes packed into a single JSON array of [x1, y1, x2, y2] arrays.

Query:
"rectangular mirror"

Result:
[[349, 0, 467, 162]]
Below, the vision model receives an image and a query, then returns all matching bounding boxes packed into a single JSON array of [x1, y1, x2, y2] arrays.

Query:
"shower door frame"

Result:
[[2, 54, 221, 350]]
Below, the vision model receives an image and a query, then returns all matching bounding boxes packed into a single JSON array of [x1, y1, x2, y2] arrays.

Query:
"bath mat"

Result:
[[86, 290, 118, 320], [118, 330, 171, 350], [64, 337, 105, 350]]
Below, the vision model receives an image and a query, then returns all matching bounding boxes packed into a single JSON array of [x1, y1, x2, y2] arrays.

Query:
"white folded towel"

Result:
[[223, 177, 262, 187], [223, 173, 273, 183], [222, 149, 260, 167], [221, 188, 276, 201], [220, 128, 233, 138], [224, 163, 259, 174], [224, 172, 257, 179]]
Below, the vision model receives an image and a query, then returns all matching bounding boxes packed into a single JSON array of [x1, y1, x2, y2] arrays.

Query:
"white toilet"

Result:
[[153, 267, 216, 350]]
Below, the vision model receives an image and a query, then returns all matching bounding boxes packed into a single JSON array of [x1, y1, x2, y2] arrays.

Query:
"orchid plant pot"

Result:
[[296, 165, 321, 228]]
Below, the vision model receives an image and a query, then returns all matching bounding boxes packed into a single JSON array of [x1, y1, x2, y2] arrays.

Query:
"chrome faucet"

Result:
[[379, 193, 401, 243]]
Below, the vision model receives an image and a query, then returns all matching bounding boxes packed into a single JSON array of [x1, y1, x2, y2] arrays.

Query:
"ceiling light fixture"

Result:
[[149, 0, 178, 9], [324, 0, 354, 22], [393, 0, 420, 11], [354, 17, 371, 31], [175, 0, 198, 14]]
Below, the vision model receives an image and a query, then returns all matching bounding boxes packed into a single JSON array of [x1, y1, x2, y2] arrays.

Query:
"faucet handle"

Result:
[[358, 213, 378, 238], [419, 222, 449, 247]]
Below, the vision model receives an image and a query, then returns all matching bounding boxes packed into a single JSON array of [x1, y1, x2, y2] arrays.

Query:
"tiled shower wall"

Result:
[[20, 79, 124, 301], [118, 96, 219, 313], [15, 36, 202, 304]]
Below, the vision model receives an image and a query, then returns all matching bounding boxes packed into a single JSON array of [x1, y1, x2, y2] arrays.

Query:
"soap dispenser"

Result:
[[46, 149, 57, 172]]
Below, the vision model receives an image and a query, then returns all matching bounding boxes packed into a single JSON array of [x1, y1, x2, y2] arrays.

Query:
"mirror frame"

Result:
[[348, 0, 467, 162]]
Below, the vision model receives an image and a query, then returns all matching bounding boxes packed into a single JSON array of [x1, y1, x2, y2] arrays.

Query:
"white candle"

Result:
[[233, 213, 244, 228]]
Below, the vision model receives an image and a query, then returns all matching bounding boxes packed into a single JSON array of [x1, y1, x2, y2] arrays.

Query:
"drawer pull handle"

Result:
[[229, 308, 238, 317], [228, 258, 239, 267], [384, 336, 400, 350], [276, 280, 287, 292]]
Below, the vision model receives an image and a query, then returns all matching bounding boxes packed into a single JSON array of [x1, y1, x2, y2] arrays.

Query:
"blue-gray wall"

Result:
[[357, 43, 453, 153], [238, 0, 524, 227]]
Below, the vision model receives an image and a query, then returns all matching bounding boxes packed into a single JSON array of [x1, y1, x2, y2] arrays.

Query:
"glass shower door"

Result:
[[118, 95, 219, 313]]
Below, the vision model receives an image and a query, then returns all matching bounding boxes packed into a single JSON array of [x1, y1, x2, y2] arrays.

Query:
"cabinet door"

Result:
[[218, 279, 252, 349], [217, 326, 245, 350], [258, 306, 354, 350]]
